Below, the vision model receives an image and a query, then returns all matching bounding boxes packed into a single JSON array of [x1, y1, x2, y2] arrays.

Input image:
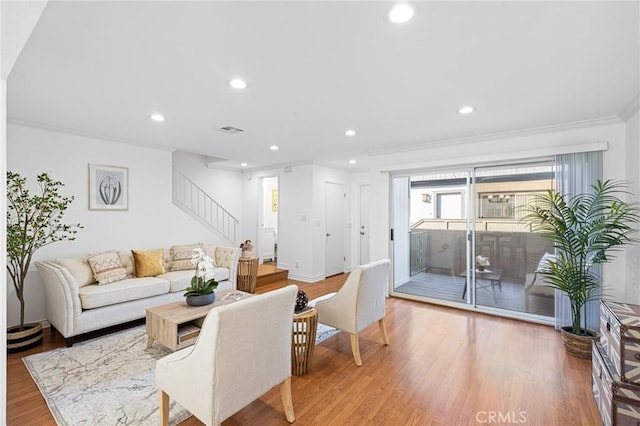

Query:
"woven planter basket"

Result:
[[7, 322, 43, 353], [560, 326, 598, 360]]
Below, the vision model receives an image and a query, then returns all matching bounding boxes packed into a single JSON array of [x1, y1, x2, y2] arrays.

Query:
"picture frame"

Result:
[[89, 164, 129, 210], [272, 189, 278, 212]]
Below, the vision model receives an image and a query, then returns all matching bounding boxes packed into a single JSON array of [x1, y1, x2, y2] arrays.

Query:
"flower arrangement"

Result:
[[183, 248, 218, 297], [476, 255, 490, 271], [240, 240, 254, 252]]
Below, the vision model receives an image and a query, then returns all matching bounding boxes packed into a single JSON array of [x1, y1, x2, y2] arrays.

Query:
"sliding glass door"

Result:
[[391, 161, 555, 320]]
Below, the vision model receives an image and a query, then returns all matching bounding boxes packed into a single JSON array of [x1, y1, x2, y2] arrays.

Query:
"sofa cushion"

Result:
[[87, 251, 128, 285], [132, 249, 166, 277], [158, 268, 230, 293], [536, 252, 556, 273], [56, 256, 95, 287], [169, 244, 202, 271], [118, 252, 135, 277], [203, 245, 236, 269], [78, 276, 170, 309]]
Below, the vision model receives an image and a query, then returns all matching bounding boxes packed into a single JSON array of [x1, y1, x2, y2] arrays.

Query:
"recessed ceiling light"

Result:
[[240, 163, 248, 167], [345, 129, 356, 137], [458, 106, 475, 115], [388, 4, 414, 24], [349, 159, 357, 164], [269, 145, 279, 151], [229, 78, 248, 89], [149, 113, 165, 122]]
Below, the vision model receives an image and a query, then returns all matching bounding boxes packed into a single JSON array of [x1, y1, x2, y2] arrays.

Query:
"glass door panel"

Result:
[[472, 162, 555, 317], [393, 172, 470, 304]]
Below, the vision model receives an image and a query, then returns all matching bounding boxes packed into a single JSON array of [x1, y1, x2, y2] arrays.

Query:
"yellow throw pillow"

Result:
[[131, 249, 166, 277]]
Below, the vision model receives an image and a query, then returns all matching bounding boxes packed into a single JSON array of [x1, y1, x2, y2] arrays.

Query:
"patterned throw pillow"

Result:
[[87, 251, 127, 285], [132, 249, 166, 277], [170, 244, 202, 271]]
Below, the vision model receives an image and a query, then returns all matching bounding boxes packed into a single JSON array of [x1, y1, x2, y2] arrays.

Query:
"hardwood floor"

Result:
[[7, 273, 600, 425]]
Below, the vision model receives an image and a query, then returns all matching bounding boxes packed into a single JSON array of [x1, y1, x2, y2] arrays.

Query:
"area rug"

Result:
[[24, 323, 339, 426]]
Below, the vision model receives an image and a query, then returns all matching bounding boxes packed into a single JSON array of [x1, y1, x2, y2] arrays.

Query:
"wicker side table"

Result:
[[236, 256, 259, 293], [291, 307, 318, 375]]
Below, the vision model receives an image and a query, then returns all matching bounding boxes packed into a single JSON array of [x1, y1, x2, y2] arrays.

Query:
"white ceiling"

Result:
[[7, 1, 640, 171]]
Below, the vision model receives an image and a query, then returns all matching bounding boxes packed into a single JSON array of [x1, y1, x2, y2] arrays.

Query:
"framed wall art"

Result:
[[89, 164, 129, 210]]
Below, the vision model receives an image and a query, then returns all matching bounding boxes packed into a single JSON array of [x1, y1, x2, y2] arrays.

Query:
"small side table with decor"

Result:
[[237, 256, 259, 293], [291, 307, 318, 375]]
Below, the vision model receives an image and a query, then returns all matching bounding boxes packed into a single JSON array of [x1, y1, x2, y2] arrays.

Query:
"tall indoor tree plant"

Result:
[[524, 180, 640, 358], [6, 171, 82, 352]]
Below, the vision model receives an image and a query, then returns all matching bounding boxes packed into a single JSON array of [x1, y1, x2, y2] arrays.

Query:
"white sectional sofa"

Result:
[[35, 244, 240, 346]]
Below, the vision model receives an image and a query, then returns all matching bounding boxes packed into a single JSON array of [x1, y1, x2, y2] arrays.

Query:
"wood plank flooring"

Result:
[[6, 273, 600, 425]]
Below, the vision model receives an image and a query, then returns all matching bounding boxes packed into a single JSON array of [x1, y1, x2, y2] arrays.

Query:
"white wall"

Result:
[[171, 150, 244, 244], [6, 124, 238, 327], [311, 165, 351, 280], [262, 176, 278, 231], [242, 163, 351, 282], [624, 109, 640, 304], [365, 120, 639, 303]]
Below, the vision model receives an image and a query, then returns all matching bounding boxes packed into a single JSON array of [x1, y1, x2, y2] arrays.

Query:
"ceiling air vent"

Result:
[[217, 126, 244, 134]]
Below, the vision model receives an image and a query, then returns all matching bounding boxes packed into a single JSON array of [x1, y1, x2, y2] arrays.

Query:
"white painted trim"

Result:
[[7, 118, 174, 153], [287, 273, 326, 283], [1, 79, 8, 426], [378, 141, 609, 173], [368, 116, 619, 157], [619, 96, 640, 122]]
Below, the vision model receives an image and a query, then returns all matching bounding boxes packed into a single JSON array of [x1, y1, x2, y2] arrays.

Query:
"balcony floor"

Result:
[[394, 271, 554, 318]]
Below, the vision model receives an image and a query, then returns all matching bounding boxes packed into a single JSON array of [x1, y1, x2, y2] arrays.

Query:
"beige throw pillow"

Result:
[[132, 248, 166, 277], [170, 244, 202, 271], [87, 251, 127, 285], [56, 256, 95, 287]]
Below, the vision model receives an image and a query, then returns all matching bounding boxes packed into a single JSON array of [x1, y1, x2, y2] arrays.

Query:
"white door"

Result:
[[325, 182, 345, 277], [359, 184, 370, 265]]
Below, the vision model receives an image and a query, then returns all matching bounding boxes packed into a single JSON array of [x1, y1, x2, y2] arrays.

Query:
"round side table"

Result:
[[291, 307, 318, 375], [236, 256, 259, 293]]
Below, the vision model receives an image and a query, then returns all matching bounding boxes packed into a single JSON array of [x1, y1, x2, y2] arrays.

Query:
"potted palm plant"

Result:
[[524, 180, 640, 359], [6, 172, 82, 352]]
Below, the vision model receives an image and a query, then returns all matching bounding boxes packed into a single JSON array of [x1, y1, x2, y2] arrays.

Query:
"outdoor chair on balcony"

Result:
[[525, 252, 556, 311]]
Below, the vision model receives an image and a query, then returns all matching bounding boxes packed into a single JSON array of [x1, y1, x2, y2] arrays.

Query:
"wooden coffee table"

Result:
[[146, 289, 252, 351]]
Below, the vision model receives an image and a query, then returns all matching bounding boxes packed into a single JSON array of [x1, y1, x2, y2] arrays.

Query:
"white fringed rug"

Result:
[[24, 323, 339, 426]]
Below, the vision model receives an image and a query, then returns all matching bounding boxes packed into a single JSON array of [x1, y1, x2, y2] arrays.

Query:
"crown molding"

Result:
[[619, 96, 640, 122], [367, 116, 622, 158], [7, 117, 174, 152]]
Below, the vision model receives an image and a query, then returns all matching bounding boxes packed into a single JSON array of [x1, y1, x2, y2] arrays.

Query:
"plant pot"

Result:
[[186, 292, 215, 306], [7, 322, 43, 353], [241, 251, 252, 259], [560, 326, 598, 359]]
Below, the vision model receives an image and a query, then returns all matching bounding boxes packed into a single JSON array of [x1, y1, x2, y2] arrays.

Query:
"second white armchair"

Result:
[[309, 259, 391, 366]]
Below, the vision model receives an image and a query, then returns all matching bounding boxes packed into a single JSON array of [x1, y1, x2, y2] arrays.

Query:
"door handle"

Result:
[[360, 232, 365, 235], [326, 233, 331, 237]]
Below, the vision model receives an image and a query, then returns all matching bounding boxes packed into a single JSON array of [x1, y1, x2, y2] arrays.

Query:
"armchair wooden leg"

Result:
[[350, 333, 363, 366], [378, 318, 389, 345], [280, 377, 296, 423], [159, 390, 169, 426]]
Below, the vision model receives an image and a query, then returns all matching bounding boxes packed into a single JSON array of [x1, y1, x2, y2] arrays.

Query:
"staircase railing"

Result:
[[172, 169, 238, 243]]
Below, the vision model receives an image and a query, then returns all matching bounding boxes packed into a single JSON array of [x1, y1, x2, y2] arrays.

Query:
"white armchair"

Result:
[[156, 285, 298, 426], [309, 259, 391, 366]]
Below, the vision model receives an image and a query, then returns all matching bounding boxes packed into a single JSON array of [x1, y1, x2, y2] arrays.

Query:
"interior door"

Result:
[[325, 182, 345, 277], [359, 184, 370, 265]]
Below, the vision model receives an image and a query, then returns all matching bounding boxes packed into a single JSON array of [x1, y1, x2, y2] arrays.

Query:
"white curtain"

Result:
[[554, 151, 603, 330]]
